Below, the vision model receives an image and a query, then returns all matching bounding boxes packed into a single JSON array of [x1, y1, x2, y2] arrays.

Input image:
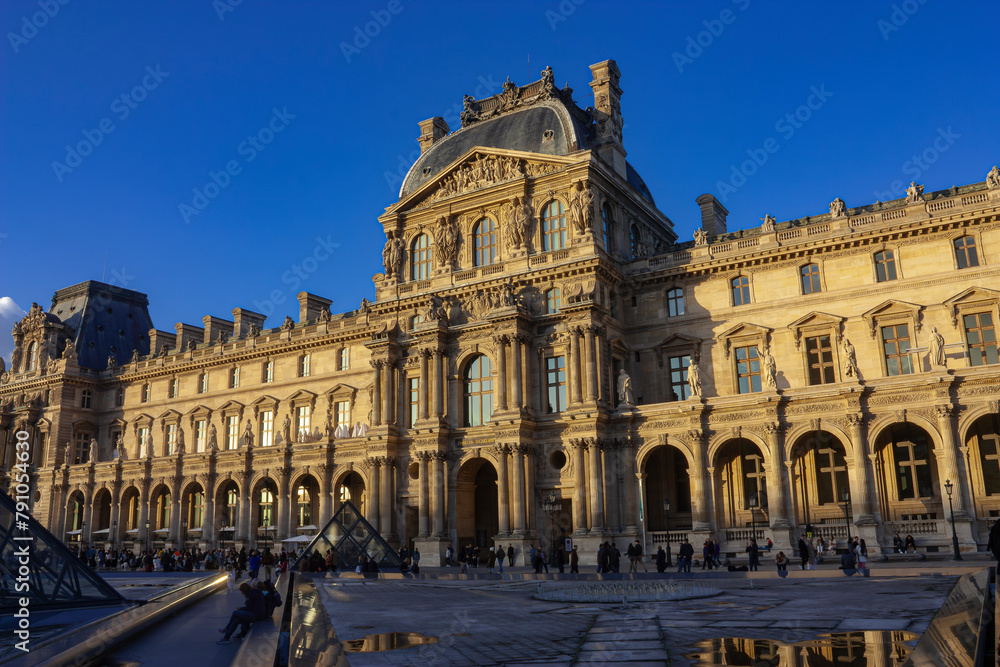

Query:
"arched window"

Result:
[[545, 288, 561, 314], [541, 201, 566, 251], [630, 224, 640, 258], [463, 355, 493, 427], [602, 202, 614, 253], [473, 218, 496, 266], [27, 342, 38, 371], [411, 233, 432, 280]]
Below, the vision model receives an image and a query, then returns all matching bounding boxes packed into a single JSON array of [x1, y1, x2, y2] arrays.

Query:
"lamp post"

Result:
[[945, 479, 962, 561], [181, 519, 188, 551], [663, 498, 671, 566], [748, 495, 757, 544], [541, 493, 562, 564], [110, 519, 117, 552], [144, 520, 150, 554], [841, 487, 851, 548]]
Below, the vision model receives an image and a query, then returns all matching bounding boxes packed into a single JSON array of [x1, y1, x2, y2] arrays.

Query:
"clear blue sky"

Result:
[[2, 0, 998, 363]]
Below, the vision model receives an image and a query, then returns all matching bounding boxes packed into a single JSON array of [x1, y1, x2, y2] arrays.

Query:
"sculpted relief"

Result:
[[430, 154, 558, 202]]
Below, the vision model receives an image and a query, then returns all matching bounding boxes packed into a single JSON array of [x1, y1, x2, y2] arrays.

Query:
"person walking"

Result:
[[632, 540, 647, 572], [855, 538, 868, 572], [656, 545, 667, 573], [487, 547, 497, 573], [702, 540, 713, 570], [677, 538, 694, 573], [626, 541, 637, 573], [507, 545, 515, 567], [797, 536, 809, 570], [570, 546, 579, 574]]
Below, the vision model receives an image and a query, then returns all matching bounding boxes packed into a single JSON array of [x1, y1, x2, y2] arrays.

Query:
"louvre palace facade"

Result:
[[2, 60, 1000, 564]]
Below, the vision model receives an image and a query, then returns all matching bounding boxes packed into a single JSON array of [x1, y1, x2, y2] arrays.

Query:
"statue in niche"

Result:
[[843, 338, 858, 378], [89, 438, 99, 463], [242, 419, 255, 448], [208, 424, 218, 451], [759, 214, 776, 233], [761, 344, 777, 388], [987, 165, 1000, 190], [687, 358, 702, 398], [382, 231, 405, 278], [503, 196, 533, 251], [433, 216, 460, 269], [693, 228, 708, 246], [929, 327, 946, 368], [497, 279, 517, 308], [906, 181, 923, 203], [829, 197, 847, 217], [617, 369, 635, 407], [568, 181, 594, 235], [281, 316, 294, 331], [115, 434, 127, 461]]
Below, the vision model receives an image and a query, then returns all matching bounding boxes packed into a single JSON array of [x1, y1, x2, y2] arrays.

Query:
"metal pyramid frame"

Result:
[[0, 488, 128, 611], [290, 500, 402, 571]]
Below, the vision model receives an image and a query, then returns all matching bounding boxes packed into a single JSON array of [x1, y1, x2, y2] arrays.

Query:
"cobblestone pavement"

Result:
[[319, 571, 961, 666]]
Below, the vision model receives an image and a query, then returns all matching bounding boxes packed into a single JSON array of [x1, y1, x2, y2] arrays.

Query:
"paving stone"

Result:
[[581, 640, 665, 651], [835, 618, 911, 631], [575, 649, 671, 662]]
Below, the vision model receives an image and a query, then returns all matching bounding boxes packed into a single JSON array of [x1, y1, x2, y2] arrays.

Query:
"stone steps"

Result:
[[572, 611, 670, 664]]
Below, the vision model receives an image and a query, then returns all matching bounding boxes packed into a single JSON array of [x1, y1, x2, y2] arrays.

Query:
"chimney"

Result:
[[417, 117, 450, 155], [202, 316, 234, 344], [232, 307, 266, 337], [175, 323, 203, 351], [589, 60, 627, 178], [696, 193, 729, 237], [148, 329, 176, 355], [297, 292, 333, 323]]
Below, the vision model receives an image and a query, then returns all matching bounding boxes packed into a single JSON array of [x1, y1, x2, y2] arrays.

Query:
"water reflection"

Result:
[[685, 631, 920, 666], [342, 632, 439, 653]]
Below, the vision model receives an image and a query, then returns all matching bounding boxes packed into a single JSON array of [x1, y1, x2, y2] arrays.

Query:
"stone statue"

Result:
[[144, 433, 153, 460], [130, 349, 140, 363], [426, 294, 448, 321], [843, 338, 858, 378], [282, 416, 291, 444], [432, 216, 460, 270], [158, 344, 170, 357], [351, 422, 368, 438], [498, 279, 517, 308], [759, 214, 775, 233], [693, 228, 708, 246], [176, 427, 185, 454], [115, 434, 127, 461], [63, 443, 72, 467], [617, 369, 635, 407], [208, 424, 218, 451], [906, 181, 923, 203], [242, 419, 254, 448], [762, 345, 777, 388], [568, 181, 594, 235], [187, 339, 197, 351], [829, 197, 847, 217], [988, 165, 1000, 190], [248, 323, 262, 337], [504, 196, 533, 251], [929, 327, 946, 367], [89, 438, 99, 463], [62, 340, 77, 361], [107, 354, 117, 369], [318, 307, 331, 323], [334, 423, 350, 438], [281, 316, 294, 331], [382, 231, 405, 278], [687, 358, 702, 398]]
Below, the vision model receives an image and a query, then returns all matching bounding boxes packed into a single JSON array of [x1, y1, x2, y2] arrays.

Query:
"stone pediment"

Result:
[[786, 312, 845, 349], [391, 148, 573, 213], [156, 409, 182, 422], [943, 287, 1000, 327], [861, 299, 924, 338], [652, 333, 701, 367], [186, 404, 212, 418], [717, 322, 771, 359]]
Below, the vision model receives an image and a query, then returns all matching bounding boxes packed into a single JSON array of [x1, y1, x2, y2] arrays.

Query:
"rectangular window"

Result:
[[815, 444, 848, 504], [74, 431, 90, 464], [199, 373, 208, 394], [300, 355, 310, 377], [335, 401, 350, 429], [230, 367, 240, 389], [800, 264, 822, 295], [263, 360, 274, 383], [735, 345, 761, 394], [666, 288, 684, 317], [169, 378, 178, 398], [226, 415, 238, 450], [408, 377, 420, 428], [875, 250, 897, 282], [81, 390, 92, 408], [296, 406, 311, 441], [259, 410, 273, 447], [138, 427, 150, 458], [965, 312, 998, 366], [973, 418, 1000, 495], [882, 324, 913, 376], [668, 355, 690, 401], [892, 430, 932, 499], [339, 348, 349, 370], [545, 356, 567, 413], [117, 388, 125, 406], [166, 423, 177, 455], [805, 335, 836, 385], [195, 420, 206, 453], [954, 236, 979, 269], [731, 276, 750, 306], [141, 383, 150, 403]]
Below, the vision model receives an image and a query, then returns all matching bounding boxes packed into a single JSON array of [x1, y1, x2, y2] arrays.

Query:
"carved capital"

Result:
[[846, 412, 864, 428], [935, 404, 955, 420]]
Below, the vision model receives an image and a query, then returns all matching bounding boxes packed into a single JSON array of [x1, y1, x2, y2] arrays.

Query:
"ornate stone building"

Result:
[[2, 61, 1000, 564]]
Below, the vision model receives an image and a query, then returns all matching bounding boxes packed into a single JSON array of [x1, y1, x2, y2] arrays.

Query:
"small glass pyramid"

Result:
[[290, 500, 402, 571]]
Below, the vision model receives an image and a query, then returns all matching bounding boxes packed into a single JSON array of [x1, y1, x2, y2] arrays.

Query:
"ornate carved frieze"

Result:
[[430, 154, 559, 202]]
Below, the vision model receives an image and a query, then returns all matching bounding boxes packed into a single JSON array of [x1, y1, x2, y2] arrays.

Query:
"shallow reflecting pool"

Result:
[[342, 632, 439, 653], [684, 631, 920, 666]]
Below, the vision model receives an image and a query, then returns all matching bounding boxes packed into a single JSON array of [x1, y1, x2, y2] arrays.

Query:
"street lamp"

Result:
[[541, 493, 562, 565], [110, 519, 117, 552], [841, 487, 852, 547], [181, 519, 188, 550], [144, 520, 150, 554], [662, 498, 672, 566], [748, 495, 757, 544], [945, 479, 962, 561]]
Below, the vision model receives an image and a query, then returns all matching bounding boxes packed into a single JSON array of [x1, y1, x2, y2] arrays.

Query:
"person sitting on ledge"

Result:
[[839, 549, 857, 570], [217, 582, 266, 644]]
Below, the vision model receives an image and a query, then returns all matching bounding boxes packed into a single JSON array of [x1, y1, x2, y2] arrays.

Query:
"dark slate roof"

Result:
[[49, 281, 153, 370], [626, 162, 655, 206], [401, 103, 592, 198]]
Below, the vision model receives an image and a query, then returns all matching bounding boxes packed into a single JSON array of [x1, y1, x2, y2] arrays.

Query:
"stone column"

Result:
[[383, 361, 394, 426], [764, 423, 791, 528], [496, 445, 510, 536], [532, 347, 543, 413], [203, 475, 215, 547], [371, 360, 382, 426], [524, 445, 536, 534], [511, 337, 523, 410], [380, 458, 394, 538], [419, 350, 430, 421], [495, 336, 508, 411], [238, 478, 251, 543], [602, 442, 619, 530], [169, 481, 181, 545], [318, 464, 332, 527], [571, 440, 587, 534], [569, 327, 582, 405], [584, 327, 597, 402], [623, 439, 638, 531], [138, 479, 150, 547], [687, 430, 710, 530], [367, 459, 380, 528], [434, 350, 445, 419], [512, 445, 526, 535], [847, 413, 875, 520], [447, 374, 459, 429], [82, 483, 94, 547], [431, 453, 446, 537], [109, 483, 122, 547], [277, 467, 290, 541], [935, 405, 968, 515], [418, 453, 430, 537], [587, 438, 604, 533]]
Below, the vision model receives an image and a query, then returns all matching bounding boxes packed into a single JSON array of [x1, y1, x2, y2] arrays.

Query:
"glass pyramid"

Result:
[[291, 500, 402, 571], [0, 488, 127, 611]]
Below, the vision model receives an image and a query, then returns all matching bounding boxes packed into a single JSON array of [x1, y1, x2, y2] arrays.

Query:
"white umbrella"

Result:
[[281, 534, 314, 542]]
